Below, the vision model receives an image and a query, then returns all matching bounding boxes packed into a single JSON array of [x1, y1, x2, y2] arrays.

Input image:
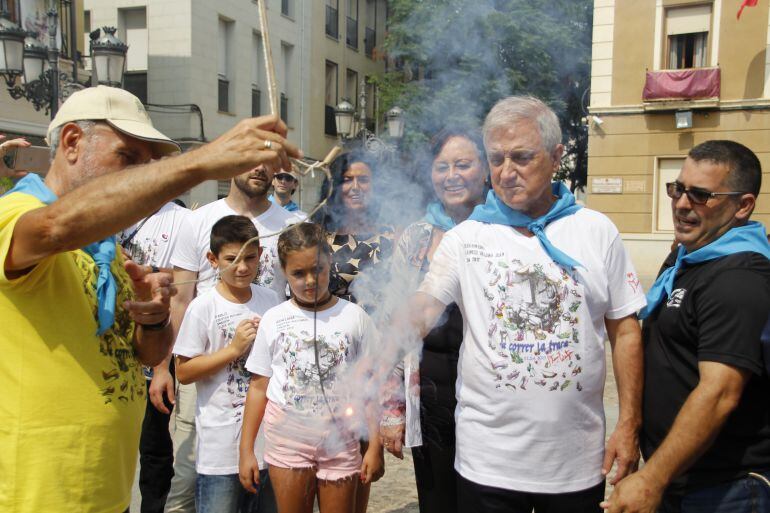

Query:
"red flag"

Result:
[[738, 0, 758, 19]]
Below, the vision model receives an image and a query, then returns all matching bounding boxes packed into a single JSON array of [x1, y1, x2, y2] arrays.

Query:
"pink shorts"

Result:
[[263, 400, 362, 481]]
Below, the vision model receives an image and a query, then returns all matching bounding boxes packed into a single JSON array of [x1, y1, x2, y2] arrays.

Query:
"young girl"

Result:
[[239, 222, 384, 513]]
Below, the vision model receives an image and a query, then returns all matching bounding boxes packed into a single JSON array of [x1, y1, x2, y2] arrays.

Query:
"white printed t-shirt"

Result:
[[173, 284, 281, 474], [118, 201, 189, 268], [418, 209, 646, 493], [246, 299, 376, 414], [170, 199, 300, 297]]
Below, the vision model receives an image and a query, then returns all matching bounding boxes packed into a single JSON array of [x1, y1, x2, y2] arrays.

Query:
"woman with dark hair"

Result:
[[312, 146, 394, 513], [380, 127, 488, 513], [313, 147, 395, 310]]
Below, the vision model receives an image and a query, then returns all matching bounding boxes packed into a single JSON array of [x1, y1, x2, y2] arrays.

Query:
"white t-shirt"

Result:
[[246, 299, 377, 415], [118, 202, 189, 268], [170, 198, 301, 297], [173, 284, 281, 474], [418, 209, 646, 493]]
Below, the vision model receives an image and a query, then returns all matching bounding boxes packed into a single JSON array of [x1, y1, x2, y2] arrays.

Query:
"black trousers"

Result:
[[138, 377, 175, 513], [412, 441, 458, 513], [457, 473, 605, 513]]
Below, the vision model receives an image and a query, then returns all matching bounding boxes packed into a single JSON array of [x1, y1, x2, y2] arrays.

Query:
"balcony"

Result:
[[346, 16, 358, 49], [642, 67, 720, 102], [365, 27, 376, 58], [326, 6, 338, 39]]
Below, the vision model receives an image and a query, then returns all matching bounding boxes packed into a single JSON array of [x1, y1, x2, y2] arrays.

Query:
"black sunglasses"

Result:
[[665, 182, 746, 205], [275, 173, 296, 182]]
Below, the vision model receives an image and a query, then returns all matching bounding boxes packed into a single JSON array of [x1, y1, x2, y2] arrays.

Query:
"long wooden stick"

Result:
[[256, 0, 341, 166], [257, 0, 279, 116]]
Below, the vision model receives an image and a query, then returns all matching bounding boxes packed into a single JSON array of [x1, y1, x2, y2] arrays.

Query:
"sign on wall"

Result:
[[591, 177, 623, 194]]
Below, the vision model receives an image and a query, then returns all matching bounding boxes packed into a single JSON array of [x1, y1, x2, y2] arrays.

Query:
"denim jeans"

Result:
[[195, 470, 276, 513], [661, 471, 770, 513]]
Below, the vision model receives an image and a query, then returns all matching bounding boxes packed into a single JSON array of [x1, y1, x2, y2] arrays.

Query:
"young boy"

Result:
[[173, 215, 281, 513]]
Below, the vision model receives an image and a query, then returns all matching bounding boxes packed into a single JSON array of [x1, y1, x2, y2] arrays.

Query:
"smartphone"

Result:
[[3, 145, 50, 175]]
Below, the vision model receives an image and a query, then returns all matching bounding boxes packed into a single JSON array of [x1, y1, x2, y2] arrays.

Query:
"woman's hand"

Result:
[[379, 421, 405, 459]]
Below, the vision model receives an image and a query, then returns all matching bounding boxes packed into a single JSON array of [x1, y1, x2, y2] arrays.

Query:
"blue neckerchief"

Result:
[[640, 221, 770, 319], [423, 201, 456, 232], [268, 194, 299, 212], [5, 174, 117, 335], [469, 182, 584, 270]]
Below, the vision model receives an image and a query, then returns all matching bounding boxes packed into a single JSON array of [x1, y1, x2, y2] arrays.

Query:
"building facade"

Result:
[[0, 0, 87, 143], [587, 0, 770, 283], [83, 0, 387, 209]]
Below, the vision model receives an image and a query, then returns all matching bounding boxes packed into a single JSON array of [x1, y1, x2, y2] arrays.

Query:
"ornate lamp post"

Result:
[[333, 79, 404, 157], [0, 6, 128, 119]]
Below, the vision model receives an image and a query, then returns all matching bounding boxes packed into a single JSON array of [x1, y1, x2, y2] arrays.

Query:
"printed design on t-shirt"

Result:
[[215, 311, 252, 420], [120, 234, 167, 266], [275, 317, 353, 413], [666, 288, 686, 308], [627, 272, 641, 294], [73, 250, 144, 405], [477, 250, 584, 393], [257, 246, 277, 288]]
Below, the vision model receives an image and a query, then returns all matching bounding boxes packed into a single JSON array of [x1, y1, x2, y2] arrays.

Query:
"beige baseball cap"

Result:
[[47, 85, 180, 156]]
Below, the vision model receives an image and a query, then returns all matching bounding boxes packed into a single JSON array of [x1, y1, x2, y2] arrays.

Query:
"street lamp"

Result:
[[386, 106, 404, 139], [0, 11, 25, 83], [333, 79, 404, 158], [0, 7, 128, 118], [334, 98, 356, 139], [91, 27, 127, 88]]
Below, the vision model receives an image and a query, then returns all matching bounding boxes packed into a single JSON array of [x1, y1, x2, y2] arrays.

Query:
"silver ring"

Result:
[[263, 140, 273, 150]]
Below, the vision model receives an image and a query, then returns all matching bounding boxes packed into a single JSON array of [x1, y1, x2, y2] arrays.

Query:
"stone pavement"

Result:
[[131, 344, 621, 512]]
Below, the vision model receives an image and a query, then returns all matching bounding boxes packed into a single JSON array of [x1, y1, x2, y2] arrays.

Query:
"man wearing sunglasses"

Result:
[[268, 169, 307, 219], [605, 140, 770, 513]]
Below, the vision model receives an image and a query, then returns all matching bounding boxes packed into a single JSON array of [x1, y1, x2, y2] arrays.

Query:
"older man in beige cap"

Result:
[[0, 86, 299, 513]]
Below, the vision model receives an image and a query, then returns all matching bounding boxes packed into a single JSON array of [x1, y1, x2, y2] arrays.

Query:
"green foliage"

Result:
[[376, 0, 592, 190], [0, 177, 11, 195]]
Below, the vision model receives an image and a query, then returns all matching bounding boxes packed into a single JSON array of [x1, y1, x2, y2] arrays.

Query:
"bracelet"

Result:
[[138, 315, 170, 331]]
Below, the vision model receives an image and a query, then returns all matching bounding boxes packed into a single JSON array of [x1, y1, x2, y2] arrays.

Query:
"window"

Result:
[[252, 88, 261, 117], [346, 0, 358, 49], [346, 69, 358, 107], [655, 158, 685, 232], [252, 32, 264, 116], [665, 5, 711, 69], [118, 8, 147, 100], [124, 72, 147, 104], [326, 0, 339, 39], [365, 0, 377, 58], [281, 42, 294, 125], [218, 18, 233, 112], [83, 10, 92, 70], [119, 8, 148, 72], [281, 0, 292, 17], [325, 61, 338, 135], [365, 76, 375, 120]]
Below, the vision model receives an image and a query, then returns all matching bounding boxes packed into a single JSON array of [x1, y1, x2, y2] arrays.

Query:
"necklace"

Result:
[[293, 292, 334, 310]]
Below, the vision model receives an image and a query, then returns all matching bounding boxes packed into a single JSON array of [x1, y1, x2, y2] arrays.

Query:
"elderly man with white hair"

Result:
[[0, 86, 299, 513], [387, 96, 646, 512]]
